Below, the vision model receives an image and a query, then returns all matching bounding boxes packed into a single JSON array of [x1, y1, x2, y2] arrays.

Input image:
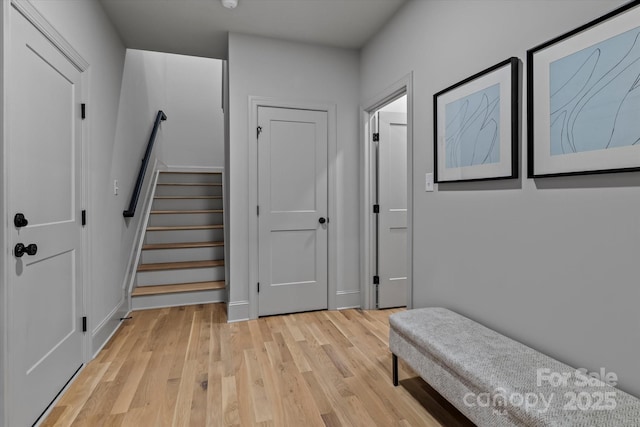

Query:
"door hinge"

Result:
[[82, 316, 87, 332], [257, 126, 262, 138], [257, 205, 260, 216], [257, 282, 260, 293], [81, 103, 86, 120], [372, 133, 379, 142], [82, 209, 87, 226], [373, 204, 380, 214], [373, 275, 380, 285]]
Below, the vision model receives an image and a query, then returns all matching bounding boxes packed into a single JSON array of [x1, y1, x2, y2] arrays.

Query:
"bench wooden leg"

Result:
[[392, 353, 398, 386]]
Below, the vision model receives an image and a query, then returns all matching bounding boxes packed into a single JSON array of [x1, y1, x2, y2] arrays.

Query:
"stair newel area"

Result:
[[131, 171, 226, 309]]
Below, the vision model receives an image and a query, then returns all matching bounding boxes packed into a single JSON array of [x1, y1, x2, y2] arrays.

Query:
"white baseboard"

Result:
[[91, 297, 129, 357], [227, 300, 249, 322], [336, 290, 361, 310]]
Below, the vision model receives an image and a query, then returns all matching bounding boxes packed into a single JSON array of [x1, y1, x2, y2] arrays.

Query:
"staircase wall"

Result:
[[121, 49, 225, 169]]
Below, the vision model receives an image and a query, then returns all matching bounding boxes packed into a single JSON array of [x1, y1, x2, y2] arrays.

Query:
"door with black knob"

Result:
[[7, 8, 85, 426], [257, 106, 329, 316]]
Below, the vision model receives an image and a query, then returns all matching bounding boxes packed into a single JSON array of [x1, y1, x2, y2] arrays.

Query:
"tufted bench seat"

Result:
[[389, 308, 640, 426]]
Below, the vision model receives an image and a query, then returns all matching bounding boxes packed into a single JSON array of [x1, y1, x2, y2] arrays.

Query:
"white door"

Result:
[[8, 9, 85, 426], [378, 112, 408, 308], [258, 107, 328, 316]]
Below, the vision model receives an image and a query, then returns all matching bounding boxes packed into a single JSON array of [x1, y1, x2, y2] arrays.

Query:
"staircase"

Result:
[[131, 171, 226, 309]]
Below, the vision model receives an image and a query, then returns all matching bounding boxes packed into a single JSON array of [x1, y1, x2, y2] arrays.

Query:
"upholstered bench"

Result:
[[389, 308, 640, 426]]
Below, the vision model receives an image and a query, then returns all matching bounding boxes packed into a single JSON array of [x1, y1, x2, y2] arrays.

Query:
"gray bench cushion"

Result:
[[390, 307, 640, 426]]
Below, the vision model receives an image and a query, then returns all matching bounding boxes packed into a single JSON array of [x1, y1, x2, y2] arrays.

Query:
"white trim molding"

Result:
[[11, 0, 89, 71], [124, 161, 160, 306], [91, 296, 129, 357], [1, 3, 9, 425], [227, 300, 250, 323], [336, 290, 361, 310]]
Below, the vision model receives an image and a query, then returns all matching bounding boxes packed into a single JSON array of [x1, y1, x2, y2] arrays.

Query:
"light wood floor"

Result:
[[42, 304, 473, 427]]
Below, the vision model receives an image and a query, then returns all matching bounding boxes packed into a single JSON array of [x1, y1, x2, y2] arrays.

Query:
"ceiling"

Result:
[[99, 0, 407, 59]]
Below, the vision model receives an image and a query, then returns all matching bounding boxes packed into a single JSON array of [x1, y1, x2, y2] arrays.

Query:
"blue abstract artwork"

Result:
[[549, 26, 640, 156], [445, 83, 500, 168]]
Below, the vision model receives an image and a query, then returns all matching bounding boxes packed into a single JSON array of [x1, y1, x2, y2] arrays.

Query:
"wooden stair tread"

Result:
[[146, 224, 223, 231], [142, 241, 224, 250], [157, 183, 222, 186], [138, 259, 224, 272], [154, 196, 222, 199], [131, 281, 225, 296], [150, 209, 223, 214], [160, 171, 222, 174]]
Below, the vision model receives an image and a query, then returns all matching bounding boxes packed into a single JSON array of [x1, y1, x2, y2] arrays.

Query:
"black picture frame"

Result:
[[434, 57, 519, 183], [527, 1, 640, 178]]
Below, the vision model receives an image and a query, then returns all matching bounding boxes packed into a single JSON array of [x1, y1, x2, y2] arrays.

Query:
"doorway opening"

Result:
[[362, 74, 413, 311], [372, 95, 408, 309]]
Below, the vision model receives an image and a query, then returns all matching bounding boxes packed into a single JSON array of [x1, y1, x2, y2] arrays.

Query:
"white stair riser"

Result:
[[148, 212, 223, 227], [157, 173, 222, 184], [141, 246, 224, 264], [154, 185, 223, 197], [144, 229, 223, 244], [136, 266, 225, 286], [131, 288, 225, 311], [152, 198, 223, 211]]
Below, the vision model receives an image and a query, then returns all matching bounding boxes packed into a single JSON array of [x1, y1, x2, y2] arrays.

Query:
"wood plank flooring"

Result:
[[42, 304, 474, 427]]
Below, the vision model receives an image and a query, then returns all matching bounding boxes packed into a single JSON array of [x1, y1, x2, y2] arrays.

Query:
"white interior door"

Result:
[[8, 8, 85, 426], [258, 107, 328, 316], [378, 111, 407, 308]]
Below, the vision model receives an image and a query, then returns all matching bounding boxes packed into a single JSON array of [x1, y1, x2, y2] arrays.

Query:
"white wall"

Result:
[[227, 33, 360, 320], [361, 0, 640, 396], [121, 49, 224, 169]]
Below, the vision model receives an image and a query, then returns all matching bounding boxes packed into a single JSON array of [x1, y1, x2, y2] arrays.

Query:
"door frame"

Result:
[[248, 97, 338, 319], [1, 1, 91, 424], [361, 73, 414, 310]]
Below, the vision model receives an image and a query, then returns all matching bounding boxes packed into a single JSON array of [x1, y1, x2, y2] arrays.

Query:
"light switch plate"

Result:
[[425, 173, 434, 192]]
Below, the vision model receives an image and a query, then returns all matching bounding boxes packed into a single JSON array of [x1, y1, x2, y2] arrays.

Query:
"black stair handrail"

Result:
[[123, 110, 167, 218]]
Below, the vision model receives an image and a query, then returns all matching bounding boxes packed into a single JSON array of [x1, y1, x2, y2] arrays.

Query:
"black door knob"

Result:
[[14, 213, 28, 228], [15, 243, 37, 258], [319, 217, 326, 224]]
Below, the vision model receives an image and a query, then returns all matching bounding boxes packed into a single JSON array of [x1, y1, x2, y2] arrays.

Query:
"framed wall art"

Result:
[[528, 1, 640, 177], [434, 57, 519, 183]]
